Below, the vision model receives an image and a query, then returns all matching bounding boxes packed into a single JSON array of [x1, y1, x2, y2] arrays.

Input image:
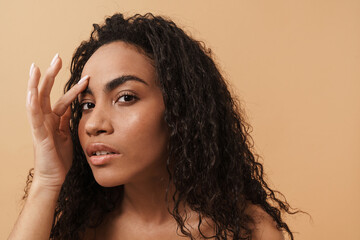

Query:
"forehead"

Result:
[[82, 41, 156, 86]]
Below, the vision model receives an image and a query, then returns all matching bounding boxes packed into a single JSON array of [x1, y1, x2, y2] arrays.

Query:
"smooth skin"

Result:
[[9, 43, 284, 240], [78, 42, 169, 188]]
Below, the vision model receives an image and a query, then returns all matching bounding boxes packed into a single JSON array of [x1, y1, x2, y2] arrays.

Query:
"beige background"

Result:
[[1, 0, 359, 239]]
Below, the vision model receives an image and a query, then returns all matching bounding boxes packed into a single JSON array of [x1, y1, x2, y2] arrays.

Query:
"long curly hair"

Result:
[[25, 13, 298, 240]]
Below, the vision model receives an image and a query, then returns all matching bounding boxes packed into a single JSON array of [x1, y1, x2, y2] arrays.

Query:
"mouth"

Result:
[[86, 143, 120, 158], [92, 151, 117, 156]]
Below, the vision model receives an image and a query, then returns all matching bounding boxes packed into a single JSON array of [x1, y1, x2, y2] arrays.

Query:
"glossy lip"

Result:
[[86, 143, 121, 166]]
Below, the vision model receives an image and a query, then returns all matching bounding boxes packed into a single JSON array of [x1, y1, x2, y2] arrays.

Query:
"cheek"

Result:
[[120, 107, 168, 156], [77, 119, 86, 147]]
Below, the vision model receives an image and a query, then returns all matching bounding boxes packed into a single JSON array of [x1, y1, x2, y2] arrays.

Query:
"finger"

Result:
[[53, 75, 89, 117], [38, 54, 62, 114], [26, 65, 48, 142], [27, 63, 41, 90], [59, 106, 72, 134]]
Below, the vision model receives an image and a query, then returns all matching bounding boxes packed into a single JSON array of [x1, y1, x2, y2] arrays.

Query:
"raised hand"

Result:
[[26, 54, 89, 190]]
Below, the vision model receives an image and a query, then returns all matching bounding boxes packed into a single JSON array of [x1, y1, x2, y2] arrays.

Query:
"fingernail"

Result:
[[50, 53, 59, 66], [29, 63, 35, 77], [78, 75, 89, 85], [27, 90, 32, 105]]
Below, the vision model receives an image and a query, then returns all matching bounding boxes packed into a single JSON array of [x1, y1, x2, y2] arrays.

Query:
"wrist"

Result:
[[28, 179, 62, 200], [31, 169, 66, 191]]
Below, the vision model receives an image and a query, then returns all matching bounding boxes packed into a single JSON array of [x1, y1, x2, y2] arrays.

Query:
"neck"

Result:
[[120, 174, 176, 224]]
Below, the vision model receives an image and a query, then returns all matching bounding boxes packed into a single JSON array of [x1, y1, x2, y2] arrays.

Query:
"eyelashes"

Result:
[[116, 93, 138, 103], [79, 92, 139, 112], [80, 102, 95, 111]]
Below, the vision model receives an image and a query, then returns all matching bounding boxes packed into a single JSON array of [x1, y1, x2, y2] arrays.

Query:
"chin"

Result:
[[92, 171, 128, 188], [95, 180, 120, 188]]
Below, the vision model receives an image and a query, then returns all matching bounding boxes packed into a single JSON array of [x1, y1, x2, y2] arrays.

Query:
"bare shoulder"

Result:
[[246, 204, 285, 240]]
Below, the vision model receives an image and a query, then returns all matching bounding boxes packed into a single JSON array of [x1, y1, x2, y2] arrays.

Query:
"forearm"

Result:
[[8, 182, 60, 240]]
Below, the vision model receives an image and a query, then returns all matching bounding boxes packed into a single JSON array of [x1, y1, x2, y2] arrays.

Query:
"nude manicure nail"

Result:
[[50, 53, 59, 66], [29, 63, 35, 77], [78, 75, 89, 85]]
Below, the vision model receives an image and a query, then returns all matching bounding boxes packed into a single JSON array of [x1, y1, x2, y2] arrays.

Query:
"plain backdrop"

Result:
[[1, 0, 359, 239]]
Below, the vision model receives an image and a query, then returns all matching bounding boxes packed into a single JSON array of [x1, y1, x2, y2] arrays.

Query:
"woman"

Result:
[[9, 13, 296, 240]]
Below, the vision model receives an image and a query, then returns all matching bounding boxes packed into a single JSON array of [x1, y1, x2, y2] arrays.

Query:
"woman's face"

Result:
[[78, 41, 169, 187]]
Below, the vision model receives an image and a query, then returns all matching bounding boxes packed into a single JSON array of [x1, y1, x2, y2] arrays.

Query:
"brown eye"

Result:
[[117, 94, 138, 103], [80, 102, 95, 111]]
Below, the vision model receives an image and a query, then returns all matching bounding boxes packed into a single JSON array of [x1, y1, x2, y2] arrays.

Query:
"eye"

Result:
[[117, 93, 138, 103], [80, 102, 95, 111]]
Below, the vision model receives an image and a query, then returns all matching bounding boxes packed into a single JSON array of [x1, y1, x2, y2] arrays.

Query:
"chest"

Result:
[[84, 217, 213, 240]]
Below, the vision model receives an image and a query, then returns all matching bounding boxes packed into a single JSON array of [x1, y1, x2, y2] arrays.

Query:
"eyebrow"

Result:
[[105, 75, 148, 92], [81, 75, 148, 96]]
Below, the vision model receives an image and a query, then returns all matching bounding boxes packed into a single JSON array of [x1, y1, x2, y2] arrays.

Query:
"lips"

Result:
[[86, 143, 119, 157], [85, 143, 121, 166]]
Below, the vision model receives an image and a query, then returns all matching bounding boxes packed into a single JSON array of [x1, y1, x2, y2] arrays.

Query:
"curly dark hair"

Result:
[[24, 13, 298, 240]]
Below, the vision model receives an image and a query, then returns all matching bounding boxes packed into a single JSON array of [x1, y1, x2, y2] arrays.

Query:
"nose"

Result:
[[84, 106, 114, 136]]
